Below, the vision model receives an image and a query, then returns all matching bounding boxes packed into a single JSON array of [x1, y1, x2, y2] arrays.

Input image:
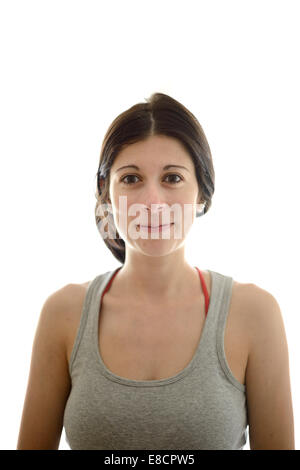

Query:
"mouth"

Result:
[[136, 222, 175, 232], [137, 222, 174, 228]]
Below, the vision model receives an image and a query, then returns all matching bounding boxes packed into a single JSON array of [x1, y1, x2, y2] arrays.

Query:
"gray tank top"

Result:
[[63, 268, 249, 450]]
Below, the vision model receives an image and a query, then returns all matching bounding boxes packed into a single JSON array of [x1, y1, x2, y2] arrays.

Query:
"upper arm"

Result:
[[17, 285, 74, 450], [245, 285, 295, 450]]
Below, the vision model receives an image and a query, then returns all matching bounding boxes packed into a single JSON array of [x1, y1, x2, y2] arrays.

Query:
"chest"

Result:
[[95, 281, 249, 385]]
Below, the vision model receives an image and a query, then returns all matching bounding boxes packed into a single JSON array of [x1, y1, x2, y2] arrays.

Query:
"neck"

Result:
[[114, 251, 198, 304]]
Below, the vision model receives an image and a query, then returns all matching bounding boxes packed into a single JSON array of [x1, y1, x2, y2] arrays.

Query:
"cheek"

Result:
[[110, 193, 140, 228], [174, 204, 195, 230], [109, 185, 123, 210]]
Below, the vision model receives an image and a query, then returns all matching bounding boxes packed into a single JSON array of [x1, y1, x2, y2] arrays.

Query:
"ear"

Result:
[[195, 191, 206, 216], [106, 194, 113, 211], [196, 190, 205, 205]]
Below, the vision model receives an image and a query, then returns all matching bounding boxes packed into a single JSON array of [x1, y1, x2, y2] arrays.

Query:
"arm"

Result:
[[245, 285, 295, 450], [17, 286, 73, 450]]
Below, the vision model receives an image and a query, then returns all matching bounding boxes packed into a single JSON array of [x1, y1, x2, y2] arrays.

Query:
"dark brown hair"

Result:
[[94, 92, 215, 264]]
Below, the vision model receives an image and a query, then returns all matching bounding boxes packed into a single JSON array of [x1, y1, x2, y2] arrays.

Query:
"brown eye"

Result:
[[165, 174, 183, 184], [120, 175, 140, 185], [120, 173, 183, 185]]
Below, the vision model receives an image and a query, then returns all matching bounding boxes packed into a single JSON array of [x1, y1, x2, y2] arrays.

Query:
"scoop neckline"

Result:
[[92, 267, 217, 387]]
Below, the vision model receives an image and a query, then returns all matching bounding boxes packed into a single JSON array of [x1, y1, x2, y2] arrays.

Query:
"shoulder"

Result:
[[238, 281, 291, 384], [231, 280, 284, 337], [235, 281, 283, 333], [57, 281, 91, 324], [229, 275, 278, 312], [226, 279, 284, 352], [44, 281, 89, 315], [53, 282, 91, 363], [40, 282, 90, 353], [61, 281, 91, 305]]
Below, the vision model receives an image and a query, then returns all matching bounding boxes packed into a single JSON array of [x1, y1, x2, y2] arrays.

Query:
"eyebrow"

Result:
[[115, 164, 190, 173]]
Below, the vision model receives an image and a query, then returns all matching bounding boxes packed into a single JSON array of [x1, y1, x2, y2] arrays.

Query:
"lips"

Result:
[[137, 223, 174, 228]]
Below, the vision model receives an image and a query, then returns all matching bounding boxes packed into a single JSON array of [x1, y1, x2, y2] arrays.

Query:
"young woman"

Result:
[[17, 93, 295, 450]]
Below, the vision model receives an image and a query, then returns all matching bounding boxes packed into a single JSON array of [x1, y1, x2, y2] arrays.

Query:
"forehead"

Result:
[[111, 135, 193, 171]]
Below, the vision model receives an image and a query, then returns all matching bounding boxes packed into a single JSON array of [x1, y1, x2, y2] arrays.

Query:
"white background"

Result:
[[0, 0, 299, 450]]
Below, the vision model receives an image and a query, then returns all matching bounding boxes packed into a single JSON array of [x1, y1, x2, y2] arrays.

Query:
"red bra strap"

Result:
[[102, 267, 210, 318], [101, 267, 122, 300], [195, 266, 210, 317]]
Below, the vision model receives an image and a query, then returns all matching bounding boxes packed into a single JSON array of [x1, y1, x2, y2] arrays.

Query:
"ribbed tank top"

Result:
[[63, 267, 249, 450]]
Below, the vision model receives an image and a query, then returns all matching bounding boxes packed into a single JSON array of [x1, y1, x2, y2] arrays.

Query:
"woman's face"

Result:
[[107, 134, 202, 257]]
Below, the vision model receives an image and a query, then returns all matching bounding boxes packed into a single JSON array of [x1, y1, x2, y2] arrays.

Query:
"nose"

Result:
[[142, 193, 169, 214], [145, 202, 167, 213], [137, 184, 169, 214]]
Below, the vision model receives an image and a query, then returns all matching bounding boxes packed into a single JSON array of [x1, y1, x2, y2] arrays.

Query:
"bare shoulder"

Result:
[[238, 279, 291, 381], [56, 281, 90, 306], [42, 282, 88, 328], [56, 281, 91, 364], [39, 283, 87, 350], [226, 279, 287, 372], [223, 279, 258, 359], [234, 281, 284, 337], [228, 279, 258, 327], [52, 281, 91, 315]]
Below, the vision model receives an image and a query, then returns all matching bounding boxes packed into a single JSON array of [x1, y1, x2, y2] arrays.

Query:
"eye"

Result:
[[165, 174, 183, 184], [120, 173, 183, 185], [120, 174, 140, 185]]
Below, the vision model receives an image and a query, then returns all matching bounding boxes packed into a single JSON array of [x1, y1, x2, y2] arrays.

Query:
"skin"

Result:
[[106, 134, 205, 308]]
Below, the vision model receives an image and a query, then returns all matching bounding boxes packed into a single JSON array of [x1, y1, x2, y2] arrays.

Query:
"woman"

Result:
[[17, 93, 295, 450]]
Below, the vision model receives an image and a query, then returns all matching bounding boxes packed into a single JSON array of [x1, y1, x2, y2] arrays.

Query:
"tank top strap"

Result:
[[101, 266, 122, 299], [68, 270, 114, 376]]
